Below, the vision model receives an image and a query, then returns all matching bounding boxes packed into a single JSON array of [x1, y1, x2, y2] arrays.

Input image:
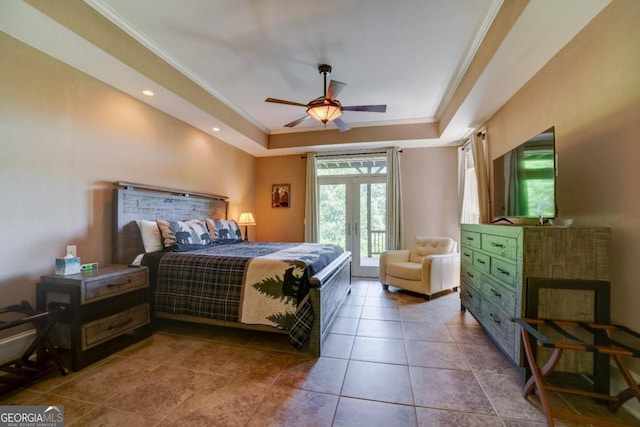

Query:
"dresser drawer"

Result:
[[83, 269, 148, 304], [481, 234, 517, 260], [461, 230, 481, 249], [481, 301, 515, 355], [461, 281, 480, 313], [482, 275, 515, 314], [490, 258, 517, 288], [81, 303, 150, 351], [461, 263, 481, 290], [461, 247, 474, 265], [473, 252, 491, 274]]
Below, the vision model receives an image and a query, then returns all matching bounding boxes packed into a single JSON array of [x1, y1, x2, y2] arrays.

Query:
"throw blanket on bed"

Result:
[[153, 242, 343, 349], [240, 243, 343, 326]]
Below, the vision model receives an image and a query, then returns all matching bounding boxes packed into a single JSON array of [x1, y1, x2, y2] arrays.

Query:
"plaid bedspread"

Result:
[[153, 242, 343, 349]]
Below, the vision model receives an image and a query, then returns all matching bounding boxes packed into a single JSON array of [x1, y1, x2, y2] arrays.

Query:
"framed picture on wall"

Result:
[[272, 184, 290, 208]]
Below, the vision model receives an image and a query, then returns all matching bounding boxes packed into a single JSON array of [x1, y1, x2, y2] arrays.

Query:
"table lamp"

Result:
[[238, 212, 256, 241]]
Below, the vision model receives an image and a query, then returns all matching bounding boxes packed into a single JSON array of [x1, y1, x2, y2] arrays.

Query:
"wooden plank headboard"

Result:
[[112, 181, 229, 264]]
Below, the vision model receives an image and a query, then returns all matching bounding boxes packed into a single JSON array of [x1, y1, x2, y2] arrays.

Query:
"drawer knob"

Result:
[[465, 291, 473, 298], [491, 242, 505, 248], [488, 313, 501, 324], [490, 288, 502, 298], [107, 279, 132, 288], [466, 236, 475, 241], [476, 259, 486, 265], [107, 318, 133, 330], [496, 268, 510, 276], [466, 272, 474, 279]]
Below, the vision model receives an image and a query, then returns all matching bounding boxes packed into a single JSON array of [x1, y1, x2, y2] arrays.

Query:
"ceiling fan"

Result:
[[265, 64, 387, 132]]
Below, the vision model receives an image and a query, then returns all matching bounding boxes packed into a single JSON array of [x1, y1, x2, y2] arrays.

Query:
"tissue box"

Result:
[[55, 257, 81, 275]]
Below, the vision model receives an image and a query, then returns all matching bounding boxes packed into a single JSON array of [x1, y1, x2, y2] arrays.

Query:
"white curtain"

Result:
[[304, 152, 318, 242], [458, 142, 480, 224], [472, 132, 491, 223], [458, 146, 464, 222], [458, 131, 490, 224], [386, 147, 403, 250]]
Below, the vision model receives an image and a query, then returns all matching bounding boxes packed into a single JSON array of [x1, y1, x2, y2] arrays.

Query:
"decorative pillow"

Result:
[[136, 220, 163, 253], [156, 219, 214, 251], [206, 219, 243, 243]]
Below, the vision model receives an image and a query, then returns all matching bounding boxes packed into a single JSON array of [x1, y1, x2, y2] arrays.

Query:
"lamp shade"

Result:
[[307, 99, 343, 123], [238, 212, 256, 226]]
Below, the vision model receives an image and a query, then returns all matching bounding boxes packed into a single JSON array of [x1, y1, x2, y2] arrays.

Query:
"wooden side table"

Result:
[[36, 265, 151, 370]]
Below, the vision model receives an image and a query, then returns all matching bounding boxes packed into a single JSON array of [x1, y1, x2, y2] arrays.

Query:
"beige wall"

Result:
[[255, 148, 460, 248], [255, 155, 306, 242], [484, 0, 640, 373], [400, 147, 460, 246], [0, 34, 256, 311]]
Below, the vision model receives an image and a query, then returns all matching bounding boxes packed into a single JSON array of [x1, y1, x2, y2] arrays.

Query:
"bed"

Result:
[[112, 182, 351, 355]]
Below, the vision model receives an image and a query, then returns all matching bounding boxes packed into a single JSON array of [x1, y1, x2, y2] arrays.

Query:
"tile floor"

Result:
[[2, 279, 639, 426]]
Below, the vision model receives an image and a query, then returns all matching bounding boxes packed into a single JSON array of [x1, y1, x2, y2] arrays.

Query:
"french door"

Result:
[[318, 176, 386, 277]]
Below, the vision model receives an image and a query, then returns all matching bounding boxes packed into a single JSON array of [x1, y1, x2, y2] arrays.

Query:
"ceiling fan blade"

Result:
[[341, 104, 387, 113], [284, 115, 311, 128], [333, 117, 350, 132], [326, 80, 347, 100], [265, 98, 308, 108]]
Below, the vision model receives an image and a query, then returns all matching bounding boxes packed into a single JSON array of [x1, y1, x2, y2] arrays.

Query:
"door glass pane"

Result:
[[319, 183, 346, 249], [359, 182, 386, 268]]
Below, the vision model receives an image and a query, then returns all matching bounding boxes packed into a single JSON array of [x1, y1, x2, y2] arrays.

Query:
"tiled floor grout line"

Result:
[[455, 336, 511, 427], [2, 280, 639, 426]]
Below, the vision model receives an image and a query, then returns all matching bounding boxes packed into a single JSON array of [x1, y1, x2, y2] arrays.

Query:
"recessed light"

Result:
[[212, 127, 221, 132], [142, 90, 154, 96]]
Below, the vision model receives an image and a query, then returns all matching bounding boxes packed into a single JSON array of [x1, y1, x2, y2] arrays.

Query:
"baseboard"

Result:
[[0, 329, 36, 365], [610, 359, 640, 419]]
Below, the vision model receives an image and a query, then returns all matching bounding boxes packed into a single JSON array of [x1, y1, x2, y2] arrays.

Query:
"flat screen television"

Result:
[[492, 126, 557, 221]]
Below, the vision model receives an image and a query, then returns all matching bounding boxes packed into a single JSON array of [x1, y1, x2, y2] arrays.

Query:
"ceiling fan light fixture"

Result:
[[307, 99, 342, 124], [266, 64, 385, 131]]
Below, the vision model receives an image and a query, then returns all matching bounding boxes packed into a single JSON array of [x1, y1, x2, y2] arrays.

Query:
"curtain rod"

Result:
[[300, 149, 402, 160]]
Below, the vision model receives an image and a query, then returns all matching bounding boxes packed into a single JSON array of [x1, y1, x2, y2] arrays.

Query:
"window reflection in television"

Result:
[[493, 127, 556, 218]]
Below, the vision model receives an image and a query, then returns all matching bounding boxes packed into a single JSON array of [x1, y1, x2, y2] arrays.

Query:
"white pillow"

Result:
[[136, 220, 163, 253]]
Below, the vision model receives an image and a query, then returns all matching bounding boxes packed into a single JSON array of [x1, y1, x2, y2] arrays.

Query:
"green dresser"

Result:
[[460, 224, 611, 367]]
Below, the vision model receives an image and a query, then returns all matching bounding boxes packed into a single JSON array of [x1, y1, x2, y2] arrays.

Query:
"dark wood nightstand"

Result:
[[36, 265, 151, 370]]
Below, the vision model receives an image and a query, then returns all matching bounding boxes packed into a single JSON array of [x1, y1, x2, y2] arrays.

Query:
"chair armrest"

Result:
[[422, 252, 460, 290], [422, 252, 460, 262], [420, 252, 459, 270], [379, 250, 410, 283]]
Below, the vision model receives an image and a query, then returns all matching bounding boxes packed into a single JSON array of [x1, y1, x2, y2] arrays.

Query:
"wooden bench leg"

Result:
[[523, 346, 564, 398], [609, 353, 640, 413], [521, 328, 557, 426]]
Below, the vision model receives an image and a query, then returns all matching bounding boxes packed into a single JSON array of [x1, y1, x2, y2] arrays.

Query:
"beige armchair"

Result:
[[379, 236, 460, 300]]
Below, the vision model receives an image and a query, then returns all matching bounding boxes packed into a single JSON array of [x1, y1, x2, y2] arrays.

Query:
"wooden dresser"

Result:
[[460, 224, 611, 368], [37, 265, 151, 370]]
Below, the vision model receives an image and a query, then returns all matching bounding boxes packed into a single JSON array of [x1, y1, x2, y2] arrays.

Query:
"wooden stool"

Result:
[[514, 317, 640, 427]]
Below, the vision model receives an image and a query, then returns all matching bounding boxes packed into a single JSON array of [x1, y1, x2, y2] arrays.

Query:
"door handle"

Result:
[[355, 222, 358, 235], [347, 222, 351, 235]]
